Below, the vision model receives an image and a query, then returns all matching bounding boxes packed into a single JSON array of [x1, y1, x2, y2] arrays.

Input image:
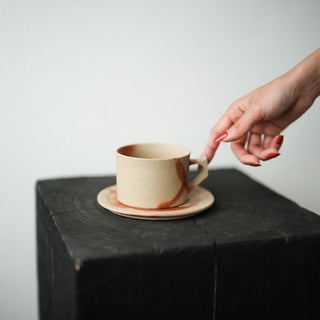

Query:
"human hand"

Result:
[[202, 49, 320, 166]]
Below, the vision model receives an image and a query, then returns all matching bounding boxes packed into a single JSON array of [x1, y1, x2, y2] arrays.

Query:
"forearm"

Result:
[[286, 48, 320, 103]]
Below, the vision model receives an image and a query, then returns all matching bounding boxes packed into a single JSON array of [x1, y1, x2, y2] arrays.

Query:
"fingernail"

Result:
[[276, 135, 284, 145], [214, 132, 228, 144], [248, 162, 261, 167], [267, 152, 280, 159]]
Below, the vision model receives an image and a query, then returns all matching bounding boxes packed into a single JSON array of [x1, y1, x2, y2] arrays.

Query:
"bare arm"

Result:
[[202, 48, 320, 166]]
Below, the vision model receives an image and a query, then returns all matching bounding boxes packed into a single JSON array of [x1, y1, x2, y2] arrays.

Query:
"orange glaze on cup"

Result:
[[119, 144, 137, 157], [157, 158, 190, 209]]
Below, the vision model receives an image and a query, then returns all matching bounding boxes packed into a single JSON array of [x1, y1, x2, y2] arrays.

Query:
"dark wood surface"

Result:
[[37, 168, 320, 320]]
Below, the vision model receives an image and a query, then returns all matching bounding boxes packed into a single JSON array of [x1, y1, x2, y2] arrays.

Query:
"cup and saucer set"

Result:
[[97, 143, 214, 220]]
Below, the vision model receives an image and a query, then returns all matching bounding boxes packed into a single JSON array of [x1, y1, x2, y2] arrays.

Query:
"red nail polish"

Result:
[[214, 132, 228, 144], [267, 152, 280, 159], [276, 135, 284, 145], [248, 162, 261, 167]]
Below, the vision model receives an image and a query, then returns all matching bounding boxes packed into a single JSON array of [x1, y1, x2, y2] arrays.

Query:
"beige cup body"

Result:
[[116, 143, 208, 209]]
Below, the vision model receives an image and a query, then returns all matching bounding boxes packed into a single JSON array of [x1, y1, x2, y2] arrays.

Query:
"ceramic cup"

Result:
[[116, 143, 208, 209]]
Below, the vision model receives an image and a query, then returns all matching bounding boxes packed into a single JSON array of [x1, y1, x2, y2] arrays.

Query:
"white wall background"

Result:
[[1, 0, 319, 319]]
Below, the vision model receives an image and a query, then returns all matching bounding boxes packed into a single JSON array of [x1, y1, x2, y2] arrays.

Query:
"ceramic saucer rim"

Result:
[[97, 185, 214, 220]]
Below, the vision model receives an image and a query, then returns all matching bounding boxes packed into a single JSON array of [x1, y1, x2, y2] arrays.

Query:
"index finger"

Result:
[[201, 110, 234, 163]]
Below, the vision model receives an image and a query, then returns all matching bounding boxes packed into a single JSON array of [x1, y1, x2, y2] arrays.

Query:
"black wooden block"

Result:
[[36, 169, 320, 320]]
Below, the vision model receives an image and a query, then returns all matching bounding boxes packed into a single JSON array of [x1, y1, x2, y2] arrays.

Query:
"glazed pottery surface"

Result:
[[116, 143, 208, 209]]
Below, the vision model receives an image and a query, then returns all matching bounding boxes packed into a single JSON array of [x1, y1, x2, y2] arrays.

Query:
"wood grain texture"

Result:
[[37, 169, 320, 320]]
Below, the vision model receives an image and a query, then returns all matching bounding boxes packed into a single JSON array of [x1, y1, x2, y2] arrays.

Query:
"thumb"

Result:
[[222, 108, 261, 142]]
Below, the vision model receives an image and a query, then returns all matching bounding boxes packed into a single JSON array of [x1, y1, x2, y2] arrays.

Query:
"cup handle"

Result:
[[189, 156, 208, 190]]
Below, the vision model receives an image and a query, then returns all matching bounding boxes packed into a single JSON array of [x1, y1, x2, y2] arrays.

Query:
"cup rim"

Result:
[[116, 143, 191, 161]]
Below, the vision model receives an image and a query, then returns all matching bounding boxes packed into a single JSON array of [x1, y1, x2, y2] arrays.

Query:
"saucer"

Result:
[[97, 185, 214, 220]]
